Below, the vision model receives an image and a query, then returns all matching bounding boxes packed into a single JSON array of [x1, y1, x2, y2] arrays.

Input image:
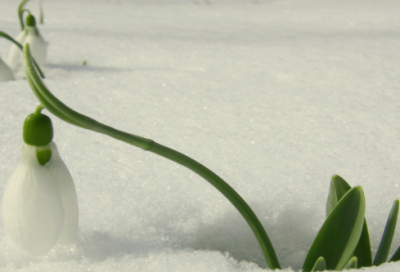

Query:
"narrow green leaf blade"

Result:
[[311, 257, 326, 271], [389, 246, 400, 262], [303, 186, 366, 271], [374, 199, 400, 266], [353, 219, 372, 267], [326, 175, 352, 217], [343, 256, 358, 269], [326, 175, 372, 268]]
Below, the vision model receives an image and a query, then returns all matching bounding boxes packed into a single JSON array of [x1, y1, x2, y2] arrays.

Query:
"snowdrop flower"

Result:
[[0, 56, 15, 82], [8, 14, 47, 73], [2, 107, 78, 256]]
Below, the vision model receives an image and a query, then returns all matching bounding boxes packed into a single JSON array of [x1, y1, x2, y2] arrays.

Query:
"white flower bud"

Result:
[[2, 142, 78, 256], [8, 27, 47, 74]]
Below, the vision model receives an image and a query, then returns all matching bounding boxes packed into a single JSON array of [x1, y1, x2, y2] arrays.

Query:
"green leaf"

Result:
[[303, 186, 366, 271], [374, 199, 400, 266], [326, 175, 351, 217], [353, 220, 372, 267], [343, 256, 358, 269], [326, 175, 372, 268], [389, 246, 400, 262], [311, 257, 326, 271]]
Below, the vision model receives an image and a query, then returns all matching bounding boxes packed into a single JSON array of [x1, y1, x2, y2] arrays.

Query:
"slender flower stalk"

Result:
[[39, 0, 44, 24], [23, 44, 281, 269], [18, 0, 30, 30]]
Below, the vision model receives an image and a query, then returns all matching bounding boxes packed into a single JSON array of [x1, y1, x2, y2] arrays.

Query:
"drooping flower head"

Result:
[[2, 106, 78, 256], [8, 14, 47, 75]]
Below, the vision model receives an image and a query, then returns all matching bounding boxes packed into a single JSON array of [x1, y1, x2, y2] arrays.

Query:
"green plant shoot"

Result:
[[302, 186, 365, 271]]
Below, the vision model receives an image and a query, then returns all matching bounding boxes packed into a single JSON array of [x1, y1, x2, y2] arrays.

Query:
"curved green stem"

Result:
[[34, 104, 45, 115], [0, 31, 45, 78], [22, 44, 281, 269], [150, 143, 280, 269], [25, 72, 84, 128], [18, 0, 30, 30]]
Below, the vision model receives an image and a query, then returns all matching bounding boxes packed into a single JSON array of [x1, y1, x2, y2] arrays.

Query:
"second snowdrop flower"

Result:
[[2, 106, 78, 256], [8, 14, 47, 73]]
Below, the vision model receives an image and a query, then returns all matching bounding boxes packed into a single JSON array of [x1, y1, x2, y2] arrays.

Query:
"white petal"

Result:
[[7, 31, 25, 72], [2, 144, 64, 256], [47, 142, 79, 245], [24, 27, 47, 66], [0, 57, 14, 82], [7, 27, 47, 73]]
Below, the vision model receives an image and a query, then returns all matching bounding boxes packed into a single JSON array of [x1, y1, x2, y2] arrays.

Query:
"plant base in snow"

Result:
[[303, 175, 399, 271]]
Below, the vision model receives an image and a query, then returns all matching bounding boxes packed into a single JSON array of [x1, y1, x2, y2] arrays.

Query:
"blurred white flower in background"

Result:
[[8, 14, 47, 74]]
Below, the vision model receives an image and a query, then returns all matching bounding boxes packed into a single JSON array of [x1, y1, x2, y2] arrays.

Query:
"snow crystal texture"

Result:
[[0, 0, 400, 271]]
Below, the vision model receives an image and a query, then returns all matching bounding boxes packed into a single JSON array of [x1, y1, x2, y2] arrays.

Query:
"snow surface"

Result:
[[1, 0, 400, 271]]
